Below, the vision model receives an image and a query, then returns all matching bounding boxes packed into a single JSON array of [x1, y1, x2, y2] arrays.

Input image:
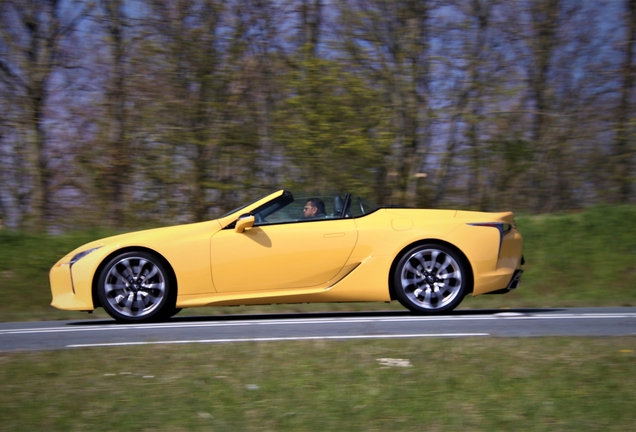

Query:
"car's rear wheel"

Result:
[[98, 251, 174, 323], [393, 244, 467, 314]]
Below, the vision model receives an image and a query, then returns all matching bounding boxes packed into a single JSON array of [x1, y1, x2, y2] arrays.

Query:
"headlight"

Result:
[[69, 247, 102, 266]]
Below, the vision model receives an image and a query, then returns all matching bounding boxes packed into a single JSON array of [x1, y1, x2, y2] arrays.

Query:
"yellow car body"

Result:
[[50, 190, 524, 322]]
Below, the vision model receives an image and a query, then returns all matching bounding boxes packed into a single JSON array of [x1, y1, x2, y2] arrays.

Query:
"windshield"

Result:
[[219, 192, 272, 218]]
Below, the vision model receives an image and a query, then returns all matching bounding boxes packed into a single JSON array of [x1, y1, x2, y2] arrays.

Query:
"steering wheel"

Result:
[[254, 212, 264, 223], [358, 197, 365, 215]]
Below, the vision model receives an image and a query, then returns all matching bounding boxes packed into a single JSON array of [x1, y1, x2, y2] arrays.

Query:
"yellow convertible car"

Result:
[[50, 190, 524, 323]]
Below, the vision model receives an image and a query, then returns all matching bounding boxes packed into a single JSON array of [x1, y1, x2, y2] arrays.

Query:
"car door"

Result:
[[210, 218, 358, 293]]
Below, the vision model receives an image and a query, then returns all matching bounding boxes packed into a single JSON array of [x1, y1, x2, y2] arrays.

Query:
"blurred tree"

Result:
[[337, 0, 433, 206], [499, 0, 599, 211], [465, 0, 490, 209], [0, 0, 632, 231], [100, 0, 130, 227], [614, 0, 636, 203], [231, 0, 287, 193], [138, 0, 291, 220], [0, 0, 91, 231], [299, 0, 322, 56], [275, 53, 389, 195], [139, 0, 226, 221], [521, 0, 562, 212], [273, 0, 389, 197], [440, 0, 500, 210]]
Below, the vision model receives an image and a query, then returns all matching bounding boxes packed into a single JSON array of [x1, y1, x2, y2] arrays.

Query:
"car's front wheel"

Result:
[[98, 251, 174, 323], [393, 244, 468, 314]]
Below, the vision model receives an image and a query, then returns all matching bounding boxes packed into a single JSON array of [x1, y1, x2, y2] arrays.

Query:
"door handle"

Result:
[[324, 233, 345, 238]]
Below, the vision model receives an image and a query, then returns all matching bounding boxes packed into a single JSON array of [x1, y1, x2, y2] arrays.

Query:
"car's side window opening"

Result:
[[347, 196, 379, 217], [252, 193, 352, 226], [223, 191, 381, 229]]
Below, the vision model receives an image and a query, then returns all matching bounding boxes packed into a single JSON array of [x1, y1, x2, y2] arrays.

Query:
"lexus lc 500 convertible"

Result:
[[50, 189, 524, 323]]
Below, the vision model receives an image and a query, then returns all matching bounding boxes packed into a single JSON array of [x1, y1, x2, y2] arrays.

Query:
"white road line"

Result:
[[65, 333, 491, 348], [1, 313, 635, 336]]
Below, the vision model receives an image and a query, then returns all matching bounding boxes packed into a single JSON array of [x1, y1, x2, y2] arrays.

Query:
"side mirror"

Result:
[[235, 213, 255, 233]]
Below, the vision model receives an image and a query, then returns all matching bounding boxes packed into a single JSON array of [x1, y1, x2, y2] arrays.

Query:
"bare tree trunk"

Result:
[[466, 0, 491, 210], [300, 0, 322, 55], [614, 0, 636, 203], [400, 2, 430, 207], [27, 83, 50, 232], [0, 0, 89, 231], [528, 0, 559, 212], [101, 0, 130, 226]]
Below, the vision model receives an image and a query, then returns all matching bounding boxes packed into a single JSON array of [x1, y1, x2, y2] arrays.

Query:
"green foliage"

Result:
[[275, 53, 392, 197]]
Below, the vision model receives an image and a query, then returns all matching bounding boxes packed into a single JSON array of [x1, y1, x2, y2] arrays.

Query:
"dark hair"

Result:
[[307, 198, 326, 215]]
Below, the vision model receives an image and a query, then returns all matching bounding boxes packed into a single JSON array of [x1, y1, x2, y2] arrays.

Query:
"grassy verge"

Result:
[[0, 337, 634, 431], [1, 205, 635, 322], [468, 204, 636, 310]]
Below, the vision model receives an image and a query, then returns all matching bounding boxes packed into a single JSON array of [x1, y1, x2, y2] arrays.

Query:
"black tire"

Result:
[[168, 308, 182, 318], [393, 244, 468, 314], [98, 251, 175, 323]]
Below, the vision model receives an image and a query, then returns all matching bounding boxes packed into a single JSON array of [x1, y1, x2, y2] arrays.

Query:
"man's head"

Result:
[[303, 198, 326, 218]]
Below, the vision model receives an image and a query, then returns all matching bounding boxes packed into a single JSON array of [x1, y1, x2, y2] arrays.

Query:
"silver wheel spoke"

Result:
[[440, 271, 460, 280], [426, 251, 439, 272], [143, 265, 159, 280], [423, 289, 432, 304], [122, 259, 135, 278], [135, 259, 148, 278], [404, 262, 422, 276], [136, 293, 149, 310], [141, 289, 161, 302], [111, 268, 127, 283], [434, 284, 448, 295], [124, 293, 134, 310], [104, 282, 125, 294], [435, 256, 451, 276], [402, 278, 421, 287]]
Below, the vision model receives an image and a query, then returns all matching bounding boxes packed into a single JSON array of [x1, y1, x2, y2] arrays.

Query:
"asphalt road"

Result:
[[1, 307, 635, 352]]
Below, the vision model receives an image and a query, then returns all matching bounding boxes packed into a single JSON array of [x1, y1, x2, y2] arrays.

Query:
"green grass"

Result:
[[0, 337, 634, 431], [469, 205, 636, 310], [0, 229, 120, 322], [1, 205, 635, 322]]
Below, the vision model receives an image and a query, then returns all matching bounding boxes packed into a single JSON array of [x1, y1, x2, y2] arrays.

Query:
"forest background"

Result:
[[1, 0, 634, 233]]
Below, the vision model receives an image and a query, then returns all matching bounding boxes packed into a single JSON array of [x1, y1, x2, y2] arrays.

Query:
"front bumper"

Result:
[[50, 262, 95, 311]]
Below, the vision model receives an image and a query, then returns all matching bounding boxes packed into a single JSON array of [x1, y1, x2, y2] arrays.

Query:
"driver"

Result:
[[303, 198, 327, 219]]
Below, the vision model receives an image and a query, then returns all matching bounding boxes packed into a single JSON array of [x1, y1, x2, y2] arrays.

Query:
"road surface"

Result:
[[1, 307, 635, 351]]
